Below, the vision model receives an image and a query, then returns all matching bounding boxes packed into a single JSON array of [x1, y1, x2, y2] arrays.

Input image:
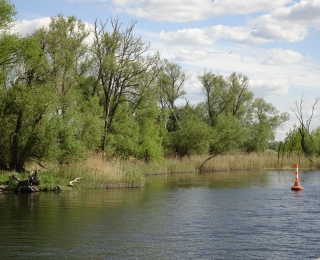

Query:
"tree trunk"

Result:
[[10, 112, 23, 171]]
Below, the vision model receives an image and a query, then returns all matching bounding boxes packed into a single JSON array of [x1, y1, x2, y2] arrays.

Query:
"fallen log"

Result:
[[9, 171, 41, 192]]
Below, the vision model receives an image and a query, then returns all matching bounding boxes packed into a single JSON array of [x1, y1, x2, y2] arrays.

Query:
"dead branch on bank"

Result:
[[68, 177, 82, 187]]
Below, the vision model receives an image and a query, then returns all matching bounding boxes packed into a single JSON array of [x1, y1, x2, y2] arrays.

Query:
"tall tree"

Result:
[[197, 71, 228, 127], [0, 0, 16, 32], [166, 104, 212, 157], [33, 15, 103, 163], [158, 61, 189, 131], [0, 34, 58, 171], [0, 0, 19, 86], [91, 18, 160, 155], [34, 14, 90, 99], [244, 98, 289, 153], [226, 72, 253, 120]]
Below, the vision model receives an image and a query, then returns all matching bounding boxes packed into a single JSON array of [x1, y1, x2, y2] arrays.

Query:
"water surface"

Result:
[[1, 170, 320, 259]]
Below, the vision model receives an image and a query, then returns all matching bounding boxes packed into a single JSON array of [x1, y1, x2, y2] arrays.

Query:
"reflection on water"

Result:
[[1, 170, 320, 259]]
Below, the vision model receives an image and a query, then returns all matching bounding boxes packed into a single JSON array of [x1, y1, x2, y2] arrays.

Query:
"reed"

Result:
[[2, 151, 318, 192], [198, 151, 317, 172], [55, 156, 147, 189]]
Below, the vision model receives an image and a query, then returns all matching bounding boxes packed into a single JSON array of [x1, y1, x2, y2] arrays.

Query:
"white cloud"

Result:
[[159, 29, 214, 46], [273, 0, 320, 28], [206, 25, 271, 44], [67, 0, 320, 45], [261, 49, 304, 65], [109, 0, 292, 22], [15, 18, 51, 36], [248, 14, 309, 42], [209, 0, 292, 16], [154, 1, 320, 44], [250, 78, 290, 96], [159, 25, 273, 47], [174, 48, 208, 61]]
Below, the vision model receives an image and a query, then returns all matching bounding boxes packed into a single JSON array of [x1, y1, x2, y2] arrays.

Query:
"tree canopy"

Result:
[[0, 4, 300, 171]]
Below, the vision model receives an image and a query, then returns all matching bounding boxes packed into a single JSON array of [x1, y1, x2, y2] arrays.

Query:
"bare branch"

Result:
[[68, 177, 82, 187]]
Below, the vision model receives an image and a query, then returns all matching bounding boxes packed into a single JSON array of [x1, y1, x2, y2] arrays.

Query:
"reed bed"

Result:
[[1, 151, 318, 191]]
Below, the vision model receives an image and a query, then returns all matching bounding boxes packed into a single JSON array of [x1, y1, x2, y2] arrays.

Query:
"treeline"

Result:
[[0, 1, 292, 172]]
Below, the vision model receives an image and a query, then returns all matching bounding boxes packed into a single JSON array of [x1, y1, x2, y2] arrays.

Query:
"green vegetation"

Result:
[[0, 1, 320, 190]]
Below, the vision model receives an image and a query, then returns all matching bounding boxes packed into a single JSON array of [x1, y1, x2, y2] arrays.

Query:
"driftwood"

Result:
[[68, 177, 82, 187], [8, 170, 41, 192]]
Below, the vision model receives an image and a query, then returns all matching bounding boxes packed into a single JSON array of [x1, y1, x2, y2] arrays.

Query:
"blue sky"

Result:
[[10, 0, 320, 141]]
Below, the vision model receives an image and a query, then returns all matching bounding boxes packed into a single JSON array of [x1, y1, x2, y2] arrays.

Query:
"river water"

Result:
[[1, 170, 320, 259]]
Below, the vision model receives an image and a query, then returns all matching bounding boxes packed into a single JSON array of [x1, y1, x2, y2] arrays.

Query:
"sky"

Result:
[[10, 0, 320, 141]]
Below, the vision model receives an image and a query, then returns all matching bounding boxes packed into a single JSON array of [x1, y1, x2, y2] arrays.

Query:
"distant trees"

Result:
[[197, 71, 289, 157], [278, 97, 320, 166], [0, 2, 307, 172]]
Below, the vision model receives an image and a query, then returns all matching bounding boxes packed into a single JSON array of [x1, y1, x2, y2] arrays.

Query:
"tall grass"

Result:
[[2, 150, 317, 192], [54, 156, 146, 189], [198, 151, 317, 172]]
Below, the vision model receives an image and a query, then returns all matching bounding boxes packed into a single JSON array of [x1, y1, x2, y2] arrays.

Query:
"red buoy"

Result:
[[291, 164, 304, 191]]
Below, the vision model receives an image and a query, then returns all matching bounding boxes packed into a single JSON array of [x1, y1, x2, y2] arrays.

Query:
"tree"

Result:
[[198, 71, 228, 127], [0, 15, 104, 171], [291, 96, 320, 161], [198, 71, 253, 126], [0, 0, 16, 32], [166, 104, 212, 157], [158, 61, 189, 131], [135, 89, 164, 161], [0, 0, 19, 85], [244, 98, 289, 153], [30, 15, 103, 164], [199, 114, 247, 170], [0, 31, 58, 171], [91, 18, 160, 155], [33, 14, 90, 98]]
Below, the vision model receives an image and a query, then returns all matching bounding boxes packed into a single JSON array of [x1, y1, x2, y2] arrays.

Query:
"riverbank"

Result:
[[0, 151, 318, 192]]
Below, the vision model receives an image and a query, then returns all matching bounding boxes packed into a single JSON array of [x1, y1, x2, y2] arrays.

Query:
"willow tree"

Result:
[[27, 15, 103, 165], [197, 71, 228, 127], [91, 18, 160, 155], [244, 98, 289, 153], [198, 71, 252, 158], [0, 33, 60, 171], [166, 104, 213, 157], [226, 72, 253, 119], [157, 61, 189, 131], [33, 15, 90, 98], [0, 0, 16, 32], [0, 0, 18, 86]]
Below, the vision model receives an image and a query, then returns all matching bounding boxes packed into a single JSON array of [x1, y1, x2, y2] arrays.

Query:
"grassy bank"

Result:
[[1, 151, 318, 192]]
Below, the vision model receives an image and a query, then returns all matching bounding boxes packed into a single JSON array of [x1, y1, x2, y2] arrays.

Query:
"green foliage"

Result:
[[0, 0, 16, 31], [0, 80, 58, 170], [106, 103, 140, 158], [135, 94, 164, 161], [0, 11, 294, 170], [209, 114, 247, 155], [166, 105, 212, 157]]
